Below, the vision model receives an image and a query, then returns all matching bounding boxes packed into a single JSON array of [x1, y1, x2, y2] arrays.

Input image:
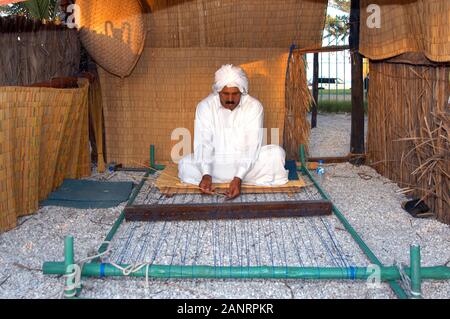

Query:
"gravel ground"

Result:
[[308, 112, 368, 157], [0, 113, 448, 299]]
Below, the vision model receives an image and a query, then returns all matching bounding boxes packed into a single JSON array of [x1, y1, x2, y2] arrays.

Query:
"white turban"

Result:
[[212, 64, 249, 95]]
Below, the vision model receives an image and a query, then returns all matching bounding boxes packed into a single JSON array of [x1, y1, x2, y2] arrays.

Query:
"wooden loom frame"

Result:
[[124, 145, 333, 221]]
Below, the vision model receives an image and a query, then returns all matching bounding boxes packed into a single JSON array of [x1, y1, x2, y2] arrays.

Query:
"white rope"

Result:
[[80, 240, 153, 288], [109, 261, 152, 289], [62, 240, 155, 297], [395, 261, 421, 298]]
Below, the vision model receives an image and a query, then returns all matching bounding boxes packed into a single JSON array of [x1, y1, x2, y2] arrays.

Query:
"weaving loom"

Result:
[[115, 161, 347, 272], [111, 215, 357, 270], [125, 159, 332, 222], [113, 166, 355, 272]]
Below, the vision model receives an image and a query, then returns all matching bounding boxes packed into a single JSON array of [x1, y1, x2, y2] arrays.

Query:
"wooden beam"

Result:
[[350, 0, 365, 158], [125, 200, 332, 222], [306, 154, 367, 164], [294, 45, 350, 55], [311, 52, 319, 128]]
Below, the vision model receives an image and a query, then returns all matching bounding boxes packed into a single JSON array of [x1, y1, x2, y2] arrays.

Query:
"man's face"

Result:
[[219, 87, 242, 111]]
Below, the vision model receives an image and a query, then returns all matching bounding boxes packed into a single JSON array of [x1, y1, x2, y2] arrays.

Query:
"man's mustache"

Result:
[[226, 101, 235, 104]]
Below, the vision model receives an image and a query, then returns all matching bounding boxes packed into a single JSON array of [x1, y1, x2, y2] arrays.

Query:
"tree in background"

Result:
[[324, 0, 350, 45], [329, 0, 350, 13], [324, 14, 350, 45], [0, 0, 61, 21], [311, 0, 350, 127]]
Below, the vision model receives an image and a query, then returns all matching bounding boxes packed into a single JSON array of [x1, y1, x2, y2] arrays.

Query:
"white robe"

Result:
[[178, 94, 289, 186]]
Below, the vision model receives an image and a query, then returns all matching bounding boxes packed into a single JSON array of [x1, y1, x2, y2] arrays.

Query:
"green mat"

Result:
[[41, 179, 134, 209]]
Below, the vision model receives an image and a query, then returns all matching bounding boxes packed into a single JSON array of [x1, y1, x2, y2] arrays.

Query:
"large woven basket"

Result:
[[76, 0, 146, 78]]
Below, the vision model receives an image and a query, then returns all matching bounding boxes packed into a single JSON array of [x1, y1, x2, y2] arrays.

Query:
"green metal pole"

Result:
[[95, 144, 168, 260], [298, 145, 409, 299], [64, 236, 74, 270], [95, 144, 164, 261], [410, 245, 422, 298], [93, 170, 151, 262], [150, 144, 165, 171], [64, 236, 77, 298], [43, 262, 450, 280], [150, 144, 156, 168]]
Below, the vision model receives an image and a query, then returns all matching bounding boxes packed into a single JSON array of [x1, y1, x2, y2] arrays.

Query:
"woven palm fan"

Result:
[[76, 0, 146, 78]]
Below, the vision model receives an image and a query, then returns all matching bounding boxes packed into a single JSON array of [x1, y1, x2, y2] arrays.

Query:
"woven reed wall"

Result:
[[0, 79, 90, 233], [99, 0, 326, 165], [99, 48, 289, 165], [0, 16, 80, 86], [367, 61, 449, 225], [360, 0, 450, 62], [145, 0, 327, 49]]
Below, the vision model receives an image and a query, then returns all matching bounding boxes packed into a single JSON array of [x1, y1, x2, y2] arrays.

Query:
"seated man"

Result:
[[178, 64, 288, 199]]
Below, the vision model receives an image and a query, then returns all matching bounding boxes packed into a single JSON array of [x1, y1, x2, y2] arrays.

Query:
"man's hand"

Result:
[[199, 175, 215, 195], [225, 177, 242, 200]]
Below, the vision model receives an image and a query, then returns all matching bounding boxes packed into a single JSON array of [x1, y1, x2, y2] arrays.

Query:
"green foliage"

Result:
[[0, 0, 60, 20], [324, 14, 350, 44], [324, 0, 350, 44], [329, 0, 351, 13], [317, 100, 368, 114], [318, 89, 352, 95], [0, 3, 28, 16]]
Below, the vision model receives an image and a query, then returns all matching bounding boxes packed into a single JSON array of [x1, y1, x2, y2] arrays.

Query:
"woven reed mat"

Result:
[[0, 78, 90, 232], [360, 0, 450, 62], [155, 164, 306, 196]]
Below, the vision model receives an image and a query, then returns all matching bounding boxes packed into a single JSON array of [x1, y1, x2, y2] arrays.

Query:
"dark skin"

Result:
[[199, 87, 243, 200]]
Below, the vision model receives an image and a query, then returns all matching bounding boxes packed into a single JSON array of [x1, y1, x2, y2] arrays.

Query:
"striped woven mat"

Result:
[[155, 164, 306, 195]]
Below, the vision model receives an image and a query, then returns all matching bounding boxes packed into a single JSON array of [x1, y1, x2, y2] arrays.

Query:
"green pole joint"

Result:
[[410, 245, 422, 298]]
